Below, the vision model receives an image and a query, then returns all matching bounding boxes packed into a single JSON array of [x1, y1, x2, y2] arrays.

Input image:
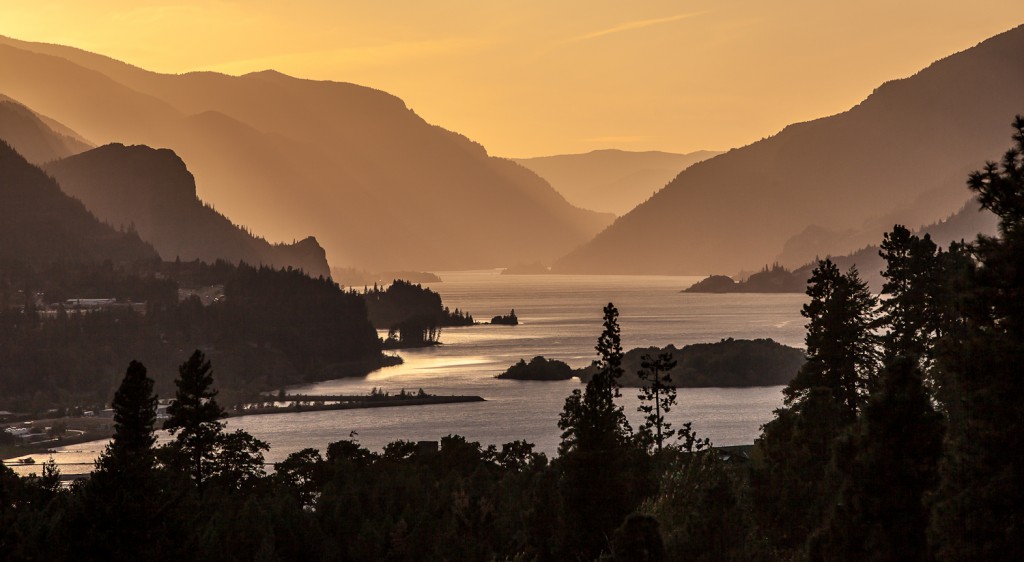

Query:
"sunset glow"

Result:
[[2, 1, 1020, 156]]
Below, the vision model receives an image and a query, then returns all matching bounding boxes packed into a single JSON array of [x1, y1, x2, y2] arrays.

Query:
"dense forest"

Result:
[[361, 280, 473, 346], [3, 117, 1024, 560], [0, 260, 383, 412]]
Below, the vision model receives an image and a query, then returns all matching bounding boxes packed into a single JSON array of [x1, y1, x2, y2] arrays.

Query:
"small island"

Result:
[[685, 264, 805, 293], [576, 338, 806, 387], [490, 309, 519, 325], [496, 356, 574, 381], [363, 279, 475, 348]]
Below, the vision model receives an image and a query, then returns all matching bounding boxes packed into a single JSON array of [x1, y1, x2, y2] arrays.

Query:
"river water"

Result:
[[7, 271, 808, 475]]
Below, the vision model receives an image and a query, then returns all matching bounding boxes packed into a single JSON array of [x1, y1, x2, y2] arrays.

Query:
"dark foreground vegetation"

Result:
[[3, 117, 1024, 560]]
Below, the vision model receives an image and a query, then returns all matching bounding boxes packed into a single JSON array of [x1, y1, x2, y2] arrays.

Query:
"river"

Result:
[[7, 271, 808, 475]]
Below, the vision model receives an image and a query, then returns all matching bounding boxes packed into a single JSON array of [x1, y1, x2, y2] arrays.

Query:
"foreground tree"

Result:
[[753, 260, 879, 553], [557, 303, 650, 559], [784, 260, 880, 419], [808, 356, 944, 562], [558, 302, 632, 454], [77, 360, 172, 560], [929, 116, 1024, 562], [163, 350, 227, 488], [878, 226, 941, 364], [97, 360, 158, 476], [636, 352, 678, 454]]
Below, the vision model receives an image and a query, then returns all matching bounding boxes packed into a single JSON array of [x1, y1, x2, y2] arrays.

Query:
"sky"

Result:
[[2, 1, 1022, 157]]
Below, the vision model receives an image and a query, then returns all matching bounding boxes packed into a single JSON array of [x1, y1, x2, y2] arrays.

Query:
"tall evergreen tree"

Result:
[[784, 259, 880, 420], [97, 360, 158, 476], [636, 352, 678, 454], [753, 259, 879, 553], [79, 360, 171, 561], [878, 225, 941, 365], [558, 302, 632, 454], [164, 349, 226, 488], [556, 303, 648, 560]]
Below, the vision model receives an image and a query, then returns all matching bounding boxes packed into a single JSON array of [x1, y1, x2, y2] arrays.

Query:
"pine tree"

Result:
[[636, 352, 678, 454], [163, 349, 226, 488], [784, 259, 880, 420], [97, 360, 158, 476], [81, 360, 169, 560], [556, 303, 648, 560], [753, 259, 879, 553], [558, 302, 631, 454], [878, 225, 941, 365]]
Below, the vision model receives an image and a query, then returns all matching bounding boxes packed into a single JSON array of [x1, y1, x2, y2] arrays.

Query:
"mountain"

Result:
[[791, 200, 999, 292], [0, 140, 158, 265], [0, 36, 614, 271], [515, 149, 720, 215], [555, 25, 1024, 274], [0, 94, 90, 165], [685, 199, 999, 293], [45, 143, 331, 277]]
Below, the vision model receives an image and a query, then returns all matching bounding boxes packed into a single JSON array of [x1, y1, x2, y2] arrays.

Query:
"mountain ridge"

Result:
[[45, 143, 332, 277], [0, 35, 613, 271], [554, 25, 1024, 274]]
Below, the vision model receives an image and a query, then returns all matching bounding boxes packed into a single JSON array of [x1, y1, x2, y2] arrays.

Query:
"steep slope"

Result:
[[45, 144, 331, 277], [0, 140, 157, 265], [792, 201, 999, 292], [515, 149, 720, 215], [0, 36, 613, 271], [0, 94, 90, 164], [555, 25, 1024, 274]]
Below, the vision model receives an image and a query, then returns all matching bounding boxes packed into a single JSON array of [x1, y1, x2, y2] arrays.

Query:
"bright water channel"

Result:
[[10, 271, 809, 475]]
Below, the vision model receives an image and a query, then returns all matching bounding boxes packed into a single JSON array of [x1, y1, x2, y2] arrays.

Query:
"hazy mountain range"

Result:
[[0, 35, 612, 272], [555, 25, 1024, 274], [1, 25, 1020, 277], [514, 149, 720, 216], [0, 95, 330, 275], [0, 94, 90, 165]]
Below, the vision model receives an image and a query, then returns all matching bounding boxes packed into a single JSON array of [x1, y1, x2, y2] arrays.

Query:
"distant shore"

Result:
[[230, 394, 485, 417]]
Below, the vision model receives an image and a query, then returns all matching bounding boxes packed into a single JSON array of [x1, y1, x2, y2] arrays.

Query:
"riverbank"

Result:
[[2, 392, 484, 462], [231, 393, 485, 417]]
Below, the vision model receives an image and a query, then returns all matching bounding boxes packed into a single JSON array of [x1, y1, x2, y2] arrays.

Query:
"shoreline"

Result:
[[3, 394, 485, 462]]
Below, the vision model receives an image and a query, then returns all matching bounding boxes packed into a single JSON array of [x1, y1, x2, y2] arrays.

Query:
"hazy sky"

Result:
[[2, 1, 1022, 157]]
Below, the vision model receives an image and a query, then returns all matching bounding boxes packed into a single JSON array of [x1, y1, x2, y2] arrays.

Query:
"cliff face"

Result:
[[46, 144, 331, 277]]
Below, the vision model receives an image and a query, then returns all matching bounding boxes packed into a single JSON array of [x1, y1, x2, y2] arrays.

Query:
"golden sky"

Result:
[[2, 1, 1022, 157]]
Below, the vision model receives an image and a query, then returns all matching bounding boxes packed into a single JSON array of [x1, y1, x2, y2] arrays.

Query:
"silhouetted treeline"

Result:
[[0, 260, 382, 412], [362, 280, 473, 346]]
